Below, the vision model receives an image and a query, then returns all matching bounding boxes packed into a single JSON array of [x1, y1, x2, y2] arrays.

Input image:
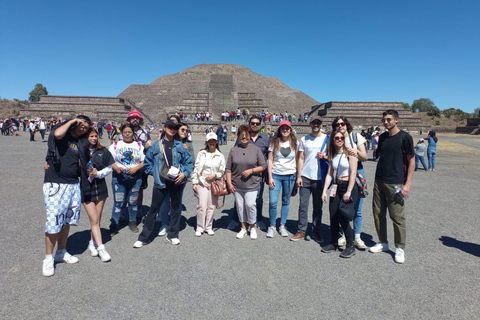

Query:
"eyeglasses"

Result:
[[334, 136, 345, 141], [382, 118, 393, 123], [179, 128, 187, 132], [250, 122, 261, 126], [311, 121, 322, 126], [336, 122, 346, 127], [239, 134, 249, 138]]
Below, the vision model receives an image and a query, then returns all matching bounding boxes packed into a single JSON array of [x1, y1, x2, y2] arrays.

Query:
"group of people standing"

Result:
[[42, 108, 420, 277]]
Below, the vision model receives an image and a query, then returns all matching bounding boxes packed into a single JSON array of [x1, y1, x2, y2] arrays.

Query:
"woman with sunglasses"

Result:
[[321, 130, 358, 258], [134, 119, 193, 247], [226, 125, 266, 239], [332, 116, 368, 249], [266, 120, 297, 238]]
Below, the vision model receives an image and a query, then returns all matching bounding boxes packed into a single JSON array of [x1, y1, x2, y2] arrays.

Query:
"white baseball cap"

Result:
[[206, 132, 217, 141]]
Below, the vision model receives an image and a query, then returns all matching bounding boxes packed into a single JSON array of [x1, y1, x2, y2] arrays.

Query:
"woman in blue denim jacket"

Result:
[[134, 120, 193, 247]]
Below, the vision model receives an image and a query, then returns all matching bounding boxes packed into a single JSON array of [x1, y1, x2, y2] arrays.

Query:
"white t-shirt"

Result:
[[108, 140, 145, 170], [298, 134, 328, 180], [39, 121, 46, 130], [345, 132, 366, 149], [268, 140, 296, 175]]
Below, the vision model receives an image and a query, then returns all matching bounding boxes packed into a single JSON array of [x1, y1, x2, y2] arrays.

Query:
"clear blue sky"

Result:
[[1, 0, 478, 113]]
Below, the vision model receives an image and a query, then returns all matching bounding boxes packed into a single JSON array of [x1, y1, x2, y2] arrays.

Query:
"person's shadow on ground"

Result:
[[439, 236, 480, 257], [67, 228, 112, 255]]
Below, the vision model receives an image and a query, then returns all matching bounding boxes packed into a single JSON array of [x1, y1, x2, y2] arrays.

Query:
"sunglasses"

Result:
[[179, 128, 188, 132], [280, 126, 291, 131], [310, 121, 322, 126], [334, 136, 345, 141], [382, 118, 393, 123], [166, 126, 178, 130], [239, 134, 249, 138], [250, 122, 261, 126], [336, 122, 346, 127]]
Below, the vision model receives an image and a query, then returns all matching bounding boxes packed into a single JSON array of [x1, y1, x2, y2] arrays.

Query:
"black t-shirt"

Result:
[[375, 130, 414, 184], [44, 133, 83, 183], [164, 139, 175, 167]]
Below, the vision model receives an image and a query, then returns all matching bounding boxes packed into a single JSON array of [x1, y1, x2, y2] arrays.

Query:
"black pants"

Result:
[[30, 130, 35, 141], [328, 182, 358, 246], [138, 182, 186, 242]]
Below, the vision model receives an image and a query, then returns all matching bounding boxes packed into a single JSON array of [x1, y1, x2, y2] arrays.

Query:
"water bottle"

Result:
[[124, 168, 131, 179], [87, 161, 94, 182], [395, 186, 408, 200]]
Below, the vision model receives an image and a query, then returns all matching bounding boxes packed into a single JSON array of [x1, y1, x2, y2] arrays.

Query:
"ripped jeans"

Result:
[[111, 172, 143, 226]]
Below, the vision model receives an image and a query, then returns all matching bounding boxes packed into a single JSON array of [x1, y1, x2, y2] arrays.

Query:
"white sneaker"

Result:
[[338, 236, 346, 247], [42, 258, 54, 277], [266, 227, 276, 238], [250, 227, 258, 240], [195, 230, 203, 237], [158, 226, 168, 236], [369, 242, 389, 253], [395, 248, 405, 264], [227, 220, 240, 230], [236, 228, 247, 239], [88, 242, 98, 257], [54, 251, 79, 264], [279, 226, 288, 237], [256, 221, 267, 231], [166, 237, 180, 245], [133, 241, 144, 248], [354, 238, 368, 249], [97, 246, 111, 262], [206, 229, 215, 236]]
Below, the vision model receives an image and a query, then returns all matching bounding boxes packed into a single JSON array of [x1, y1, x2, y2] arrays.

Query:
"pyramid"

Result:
[[118, 64, 318, 121]]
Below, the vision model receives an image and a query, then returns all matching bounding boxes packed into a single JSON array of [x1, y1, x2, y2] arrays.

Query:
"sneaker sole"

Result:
[[340, 252, 356, 258], [290, 237, 304, 242]]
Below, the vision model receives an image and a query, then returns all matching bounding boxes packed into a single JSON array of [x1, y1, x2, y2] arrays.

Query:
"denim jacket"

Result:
[[143, 139, 193, 189]]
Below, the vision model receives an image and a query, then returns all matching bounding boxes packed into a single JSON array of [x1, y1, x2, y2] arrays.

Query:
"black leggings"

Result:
[[138, 182, 185, 242], [328, 182, 358, 246]]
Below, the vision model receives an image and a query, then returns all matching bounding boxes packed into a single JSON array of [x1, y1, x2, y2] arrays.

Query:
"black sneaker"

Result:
[[128, 221, 139, 233], [321, 244, 337, 253], [340, 246, 356, 258]]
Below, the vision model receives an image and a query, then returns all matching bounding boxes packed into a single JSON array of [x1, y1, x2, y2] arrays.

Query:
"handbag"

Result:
[[211, 176, 230, 209], [355, 171, 368, 198], [157, 141, 175, 181], [339, 198, 355, 220], [319, 135, 330, 184]]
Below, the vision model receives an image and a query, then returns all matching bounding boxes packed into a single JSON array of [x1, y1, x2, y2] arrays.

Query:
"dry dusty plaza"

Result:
[[0, 131, 479, 319]]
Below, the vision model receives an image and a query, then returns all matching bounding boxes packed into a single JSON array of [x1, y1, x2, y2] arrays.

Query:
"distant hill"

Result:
[[0, 99, 29, 118]]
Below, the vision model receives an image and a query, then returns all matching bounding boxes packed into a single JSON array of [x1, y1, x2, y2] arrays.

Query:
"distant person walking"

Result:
[[424, 131, 438, 171]]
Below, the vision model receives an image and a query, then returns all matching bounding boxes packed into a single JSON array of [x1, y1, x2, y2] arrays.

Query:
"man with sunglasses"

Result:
[[291, 115, 328, 242], [227, 115, 270, 230], [369, 109, 414, 264]]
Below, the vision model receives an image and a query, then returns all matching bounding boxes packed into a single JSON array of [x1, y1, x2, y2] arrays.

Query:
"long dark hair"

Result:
[[331, 116, 353, 134], [429, 130, 438, 143], [328, 129, 348, 161], [270, 125, 297, 152], [202, 140, 221, 153]]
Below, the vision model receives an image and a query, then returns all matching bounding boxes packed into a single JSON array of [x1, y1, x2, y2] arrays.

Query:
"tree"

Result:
[[28, 83, 48, 102], [402, 102, 411, 110], [411, 98, 435, 113], [472, 107, 480, 118]]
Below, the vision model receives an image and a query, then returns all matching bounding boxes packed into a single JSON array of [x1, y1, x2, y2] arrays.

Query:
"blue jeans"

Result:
[[427, 152, 436, 169], [111, 173, 142, 225], [415, 155, 427, 170], [268, 173, 296, 227], [353, 167, 365, 235]]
